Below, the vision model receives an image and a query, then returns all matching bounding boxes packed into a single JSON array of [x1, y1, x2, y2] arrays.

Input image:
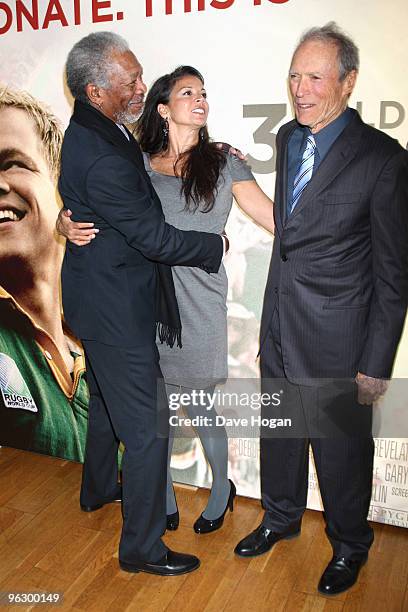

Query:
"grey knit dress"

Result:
[[144, 152, 254, 388]]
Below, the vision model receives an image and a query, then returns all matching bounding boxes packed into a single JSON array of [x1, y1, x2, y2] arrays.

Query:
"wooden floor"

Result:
[[0, 448, 407, 612]]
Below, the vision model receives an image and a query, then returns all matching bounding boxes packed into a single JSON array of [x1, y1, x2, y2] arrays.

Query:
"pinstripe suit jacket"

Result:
[[260, 109, 408, 382]]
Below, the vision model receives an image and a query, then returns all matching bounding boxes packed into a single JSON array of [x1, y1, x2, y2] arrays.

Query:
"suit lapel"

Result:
[[72, 100, 145, 170], [287, 112, 364, 223], [275, 122, 296, 235], [106, 127, 156, 196], [123, 126, 146, 168]]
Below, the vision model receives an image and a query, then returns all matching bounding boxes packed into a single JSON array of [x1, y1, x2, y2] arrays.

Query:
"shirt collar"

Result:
[[116, 123, 130, 140], [308, 107, 352, 160], [0, 286, 85, 397]]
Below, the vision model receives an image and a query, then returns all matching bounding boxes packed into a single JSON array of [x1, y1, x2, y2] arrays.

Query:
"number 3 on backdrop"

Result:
[[243, 103, 287, 174]]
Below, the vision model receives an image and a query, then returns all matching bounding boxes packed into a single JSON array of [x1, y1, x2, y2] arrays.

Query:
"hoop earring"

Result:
[[162, 117, 169, 148]]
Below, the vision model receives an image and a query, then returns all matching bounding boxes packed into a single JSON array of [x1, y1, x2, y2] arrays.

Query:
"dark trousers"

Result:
[[259, 309, 374, 560], [81, 340, 169, 563]]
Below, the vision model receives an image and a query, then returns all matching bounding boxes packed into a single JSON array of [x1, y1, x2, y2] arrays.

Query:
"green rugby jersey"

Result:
[[0, 287, 89, 462]]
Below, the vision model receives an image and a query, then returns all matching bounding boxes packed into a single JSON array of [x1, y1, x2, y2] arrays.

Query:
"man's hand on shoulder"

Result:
[[56, 208, 99, 246], [355, 372, 388, 405], [215, 142, 246, 160]]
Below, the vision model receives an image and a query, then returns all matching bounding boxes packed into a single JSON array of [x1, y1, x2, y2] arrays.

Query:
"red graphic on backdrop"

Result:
[[0, 0, 289, 35], [146, 0, 289, 17], [0, 0, 124, 35]]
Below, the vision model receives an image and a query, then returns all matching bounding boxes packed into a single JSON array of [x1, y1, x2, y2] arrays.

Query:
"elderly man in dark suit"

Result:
[[59, 32, 225, 576], [235, 22, 408, 595]]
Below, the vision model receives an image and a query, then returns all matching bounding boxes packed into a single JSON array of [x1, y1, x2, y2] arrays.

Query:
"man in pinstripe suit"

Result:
[[235, 23, 408, 595]]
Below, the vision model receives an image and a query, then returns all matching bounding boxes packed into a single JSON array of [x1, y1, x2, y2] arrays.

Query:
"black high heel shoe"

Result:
[[193, 479, 236, 534], [166, 510, 179, 531]]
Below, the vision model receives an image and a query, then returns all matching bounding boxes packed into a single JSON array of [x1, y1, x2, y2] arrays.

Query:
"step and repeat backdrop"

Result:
[[1, 0, 407, 527]]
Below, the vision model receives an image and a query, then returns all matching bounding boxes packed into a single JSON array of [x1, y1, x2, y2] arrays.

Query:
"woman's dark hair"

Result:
[[135, 66, 226, 212]]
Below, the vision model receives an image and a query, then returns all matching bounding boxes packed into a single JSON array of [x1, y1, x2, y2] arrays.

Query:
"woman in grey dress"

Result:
[[138, 65, 275, 534], [58, 66, 274, 534]]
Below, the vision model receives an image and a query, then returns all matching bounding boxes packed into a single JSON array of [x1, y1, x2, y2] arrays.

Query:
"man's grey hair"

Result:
[[295, 22, 359, 80], [66, 31, 130, 103]]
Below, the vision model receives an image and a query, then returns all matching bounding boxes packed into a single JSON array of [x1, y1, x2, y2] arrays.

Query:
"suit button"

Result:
[[281, 254, 288, 262]]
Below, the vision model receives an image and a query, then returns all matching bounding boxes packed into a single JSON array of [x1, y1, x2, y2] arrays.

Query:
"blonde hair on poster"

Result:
[[0, 84, 63, 180]]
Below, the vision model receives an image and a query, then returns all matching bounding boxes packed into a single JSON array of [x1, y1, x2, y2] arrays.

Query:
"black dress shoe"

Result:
[[80, 488, 122, 512], [166, 511, 180, 531], [318, 555, 367, 595], [234, 524, 300, 557], [119, 549, 200, 576], [81, 503, 104, 512], [193, 479, 236, 534]]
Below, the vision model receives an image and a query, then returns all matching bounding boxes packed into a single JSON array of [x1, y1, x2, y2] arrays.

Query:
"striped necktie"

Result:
[[290, 134, 316, 214]]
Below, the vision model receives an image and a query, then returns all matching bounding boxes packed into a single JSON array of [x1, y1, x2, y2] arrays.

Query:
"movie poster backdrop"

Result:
[[1, 0, 407, 527]]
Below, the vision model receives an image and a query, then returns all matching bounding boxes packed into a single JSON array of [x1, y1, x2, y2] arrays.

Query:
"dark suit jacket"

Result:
[[260, 109, 408, 382], [59, 105, 223, 347]]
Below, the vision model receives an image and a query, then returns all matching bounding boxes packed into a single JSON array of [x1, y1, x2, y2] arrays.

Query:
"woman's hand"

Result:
[[56, 209, 99, 246]]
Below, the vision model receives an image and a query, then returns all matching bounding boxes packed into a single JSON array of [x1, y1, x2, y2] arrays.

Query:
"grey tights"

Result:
[[166, 385, 230, 520]]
